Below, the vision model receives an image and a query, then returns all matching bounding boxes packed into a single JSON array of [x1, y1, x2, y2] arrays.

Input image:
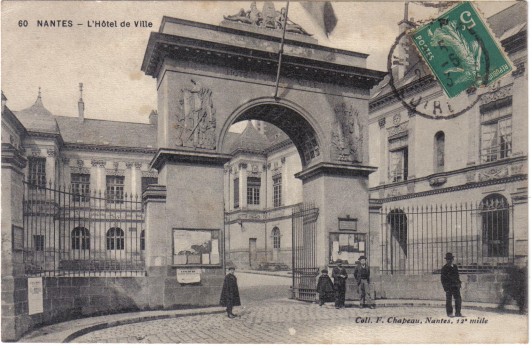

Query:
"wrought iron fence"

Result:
[[292, 202, 319, 301], [22, 181, 145, 276], [380, 196, 514, 275]]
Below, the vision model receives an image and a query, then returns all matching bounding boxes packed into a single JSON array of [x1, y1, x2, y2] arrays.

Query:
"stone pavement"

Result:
[[19, 297, 525, 344], [70, 298, 527, 344]]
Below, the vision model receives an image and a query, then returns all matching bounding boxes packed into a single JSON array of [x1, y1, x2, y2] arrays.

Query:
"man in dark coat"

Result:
[[220, 266, 241, 318], [316, 269, 335, 306], [354, 256, 375, 309], [332, 262, 348, 309], [441, 252, 462, 317]]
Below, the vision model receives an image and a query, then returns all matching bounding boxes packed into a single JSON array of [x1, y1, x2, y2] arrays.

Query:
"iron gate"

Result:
[[292, 202, 319, 301]]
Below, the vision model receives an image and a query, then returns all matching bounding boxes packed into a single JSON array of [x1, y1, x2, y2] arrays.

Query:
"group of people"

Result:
[[316, 256, 375, 309], [220, 252, 467, 318]]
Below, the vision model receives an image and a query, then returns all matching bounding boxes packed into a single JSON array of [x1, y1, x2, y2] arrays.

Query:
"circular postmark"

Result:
[[386, 3, 498, 120]]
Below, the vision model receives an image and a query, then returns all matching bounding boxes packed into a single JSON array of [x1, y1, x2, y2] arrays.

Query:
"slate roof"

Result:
[[226, 121, 270, 154], [15, 96, 60, 134], [55, 116, 157, 149]]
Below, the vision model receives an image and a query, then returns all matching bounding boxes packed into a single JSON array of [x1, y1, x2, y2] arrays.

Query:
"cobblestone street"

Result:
[[73, 273, 527, 344]]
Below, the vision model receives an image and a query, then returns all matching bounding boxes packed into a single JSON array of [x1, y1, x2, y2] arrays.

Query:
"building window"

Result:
[[106, 227, 125, 250], [389, 148, 408, 182], [172, 229, 220, 265], [106, 175, 125, 203], [481, 117, 512, 163], [33, 235, 45, 251], [329, 232, 366, 264], [434, 131, 445, 173], [141, 177, 157, 193], [272, 227, 281, 249], [233, 178, 239, 208], [247, 177, 260, 205], [28, 157, 46, 187], [140, 230, 145, 251], [273, 175, 282, 208], [481, 194, 509, 257], [71, 227, 90, 250], [387, 209, 408, 257], [71, 173, 90, 202]]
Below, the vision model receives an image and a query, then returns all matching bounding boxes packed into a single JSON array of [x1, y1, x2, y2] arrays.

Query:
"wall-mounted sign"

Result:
[[176, 269, 201, 284], [338, 216, 357, 231], [28, 277, 43, 315]]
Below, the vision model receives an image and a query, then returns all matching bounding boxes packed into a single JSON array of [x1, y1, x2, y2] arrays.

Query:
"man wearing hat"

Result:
[[354, 256, 375, 309], [441, 252, 462, 317], [332, 262, 348, 309], [220, 266, 241, 318]]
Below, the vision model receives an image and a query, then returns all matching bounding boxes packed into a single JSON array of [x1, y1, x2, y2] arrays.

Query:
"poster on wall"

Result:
[[1, 0, 528, 344], [173, 229, 220, 265], [27, 277, 43, 315]]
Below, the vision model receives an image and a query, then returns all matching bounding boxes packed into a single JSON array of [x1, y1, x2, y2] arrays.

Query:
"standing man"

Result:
[[220, 266, 241, 318], [441, 252, 463, 317], [332, 262, 348, 309], [354, 256, 375, 309]]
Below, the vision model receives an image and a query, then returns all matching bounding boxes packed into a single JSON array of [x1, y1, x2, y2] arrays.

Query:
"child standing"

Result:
[[316, 269, 335, 306]]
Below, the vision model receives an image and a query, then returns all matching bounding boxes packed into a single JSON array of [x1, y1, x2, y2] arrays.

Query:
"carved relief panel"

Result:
[[174, 79, 217, 150], [331, 102, 363, 163]]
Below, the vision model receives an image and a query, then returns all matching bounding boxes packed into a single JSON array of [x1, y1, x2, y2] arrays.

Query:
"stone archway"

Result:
[[219, 98, 324, 168], [141, 15, 385, 307]]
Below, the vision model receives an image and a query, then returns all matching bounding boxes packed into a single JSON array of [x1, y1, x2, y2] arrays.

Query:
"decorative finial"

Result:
[[38, 87, 42, 99], [79, 83, 84, 101]]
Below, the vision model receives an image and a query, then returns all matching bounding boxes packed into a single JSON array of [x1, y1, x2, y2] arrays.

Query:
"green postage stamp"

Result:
[[411, 2, 513, 98]]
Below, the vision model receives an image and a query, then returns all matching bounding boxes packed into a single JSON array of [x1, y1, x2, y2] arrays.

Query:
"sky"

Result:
[[1, 1, 516, 125]]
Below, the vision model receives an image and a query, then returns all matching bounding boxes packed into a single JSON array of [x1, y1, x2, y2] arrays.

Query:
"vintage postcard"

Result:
[[1, 0, 528, 344]]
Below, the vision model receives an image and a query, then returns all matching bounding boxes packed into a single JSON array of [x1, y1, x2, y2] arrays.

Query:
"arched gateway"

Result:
[[141, 14, 385, 305]]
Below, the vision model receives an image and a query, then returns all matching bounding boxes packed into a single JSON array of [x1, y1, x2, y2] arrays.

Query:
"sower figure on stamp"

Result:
[[332, 262, 348, 309], [354, 256, 375, 309], [220, 266, 241, 318], [441, 252, 463, 317], [316, 269, 335, 306]]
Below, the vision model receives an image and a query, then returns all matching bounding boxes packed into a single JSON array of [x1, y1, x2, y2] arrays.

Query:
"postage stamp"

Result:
[[411, 2, 513, 98]]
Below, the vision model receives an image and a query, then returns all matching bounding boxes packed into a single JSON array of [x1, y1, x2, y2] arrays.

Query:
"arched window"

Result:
[[140, 230, 145, 251], [387, 209, 407, 256], [481, 194, 509, 257], [106, 227, 125, 250], [71, 227, 90, 250], [434, 131, 445, 173], [272, 227, 281, 249]]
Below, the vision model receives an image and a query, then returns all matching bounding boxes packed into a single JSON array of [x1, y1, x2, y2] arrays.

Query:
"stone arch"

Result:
[[219, 97, 326, 167]]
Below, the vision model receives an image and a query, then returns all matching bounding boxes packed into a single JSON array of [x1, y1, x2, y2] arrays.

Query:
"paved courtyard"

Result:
[[73, 272, 527, 344]]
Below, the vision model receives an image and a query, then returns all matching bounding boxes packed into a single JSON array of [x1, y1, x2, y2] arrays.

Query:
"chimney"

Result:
[[78, 83, 85, 122], [149, 110, 158, 126]]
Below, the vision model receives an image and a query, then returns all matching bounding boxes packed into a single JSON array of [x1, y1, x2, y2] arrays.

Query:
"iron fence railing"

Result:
[[380, 198, 514, 275], [22, 181, 145, 276]]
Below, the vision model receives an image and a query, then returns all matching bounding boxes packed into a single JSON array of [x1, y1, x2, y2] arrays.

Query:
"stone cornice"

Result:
[[142, 31, 386, 89], [63, 143, 157, 155], [295, 162, 377, 181], [373, 174, 527, 204], [370, 155, 528, 193], [1, 143, 27, 171], [26, 130, 64, 146], [150, 148, 232, 170], [142, 184, 167, 203], [370, 75, 436, 112]]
